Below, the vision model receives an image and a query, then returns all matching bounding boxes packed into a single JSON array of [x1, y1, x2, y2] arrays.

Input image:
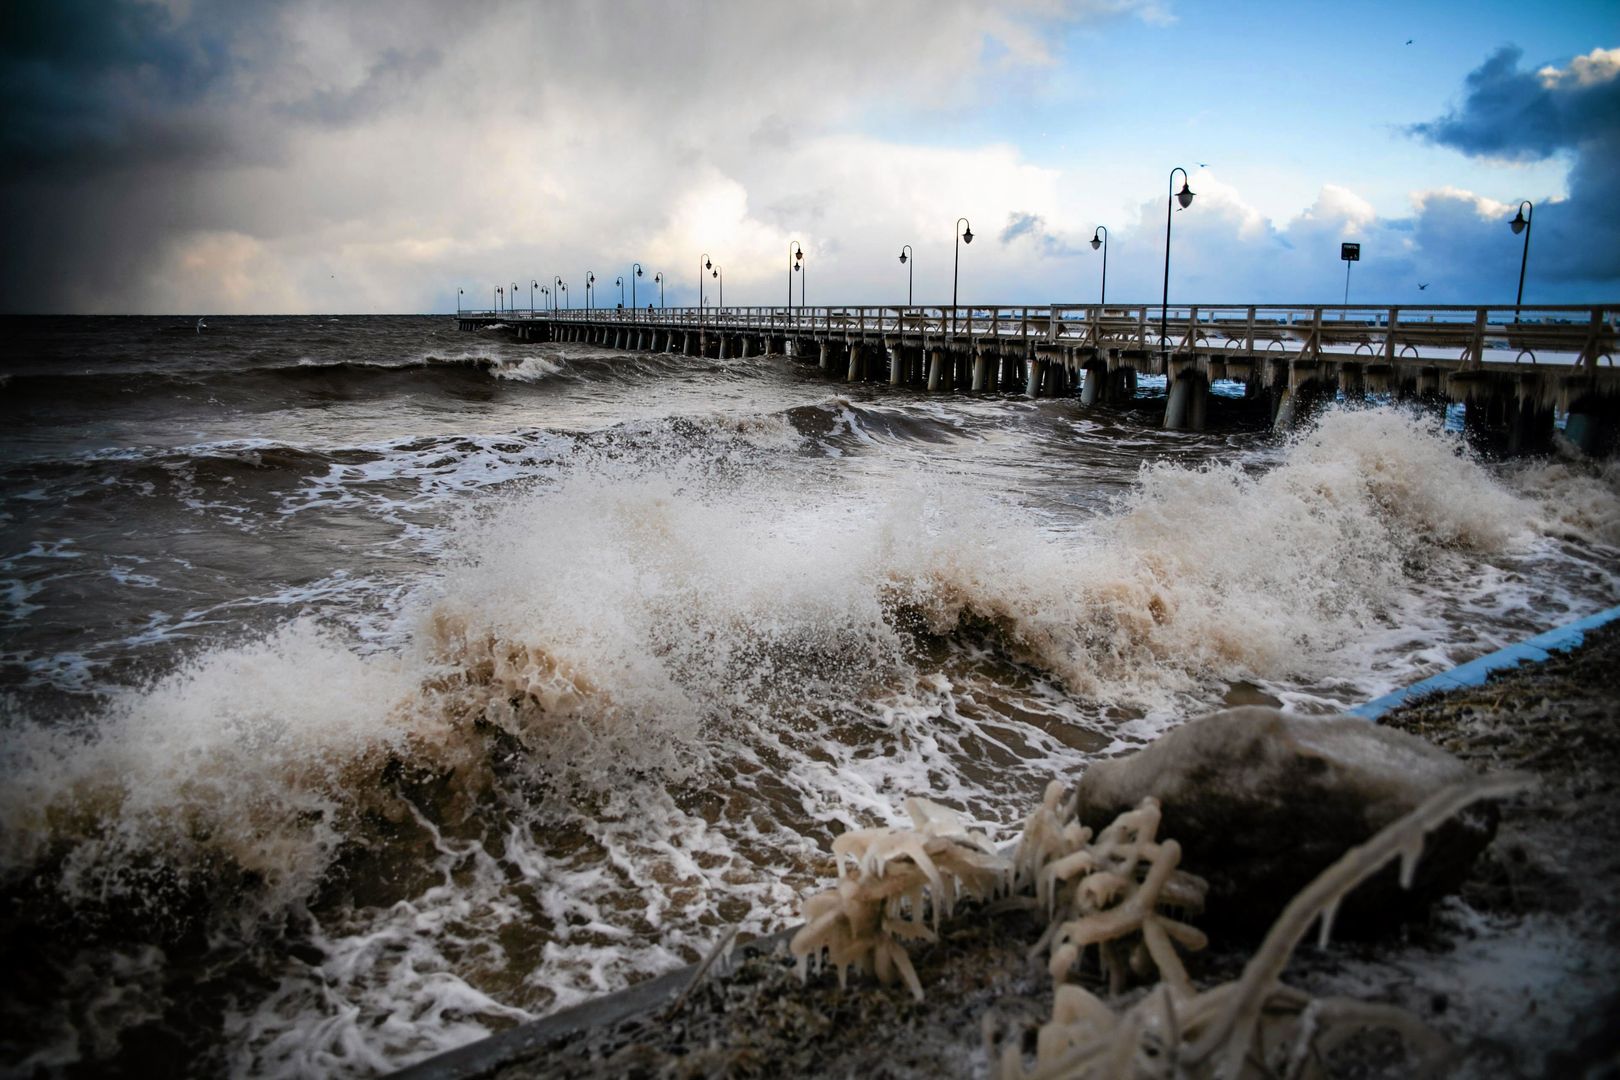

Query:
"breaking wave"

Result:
[[1, 404, 1615, 1073]]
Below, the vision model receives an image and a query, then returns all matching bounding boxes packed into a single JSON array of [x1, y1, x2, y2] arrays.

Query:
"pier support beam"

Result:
[[1080, 359, 1106, 406], [846, 343, 864, 382], [1564, 389, 1620, 457], [927, 347, 947, 391], [1164, 363, 1209, 431], [972, 351, 991, 392], [1272, 360, 1328, 434]]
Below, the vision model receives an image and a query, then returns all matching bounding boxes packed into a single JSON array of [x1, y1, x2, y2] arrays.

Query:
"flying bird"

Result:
[[1418, 283, 1429, 290]]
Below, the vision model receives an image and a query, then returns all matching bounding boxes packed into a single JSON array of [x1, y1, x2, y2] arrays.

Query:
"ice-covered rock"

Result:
[[1074, 706, 1497, 935]]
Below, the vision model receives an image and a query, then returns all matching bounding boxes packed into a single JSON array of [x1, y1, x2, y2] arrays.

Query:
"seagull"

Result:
[[1197, 162, 1209, 168], [1417, 283, 1429, 290], [1406, 38, 1414, 45]]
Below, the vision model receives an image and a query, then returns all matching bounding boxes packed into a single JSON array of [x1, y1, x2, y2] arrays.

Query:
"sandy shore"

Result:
[[424, 622, 1620, 1079]]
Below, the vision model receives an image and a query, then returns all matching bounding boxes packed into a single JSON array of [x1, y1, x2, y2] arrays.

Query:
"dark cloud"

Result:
[[0, 0, 260, 179], [1409, 46, 1620, 161], [1408, 45, 1620, 291]]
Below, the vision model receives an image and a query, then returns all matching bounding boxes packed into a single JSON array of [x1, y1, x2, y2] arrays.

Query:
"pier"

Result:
[[458, 302, 1620, 455]]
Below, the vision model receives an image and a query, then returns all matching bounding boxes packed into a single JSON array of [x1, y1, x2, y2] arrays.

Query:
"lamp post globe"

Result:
[[952, 218, 972, 331], [1509, 200, 1533, 310], [1160, 167, 1195, 363], [1091, 226, 1108, 308]]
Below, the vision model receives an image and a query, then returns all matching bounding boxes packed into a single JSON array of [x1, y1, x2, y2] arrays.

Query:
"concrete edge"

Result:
[[1348, 604, 1620, 721], [388, 927, 798, 1080], [393, 603, 1620, 1078]]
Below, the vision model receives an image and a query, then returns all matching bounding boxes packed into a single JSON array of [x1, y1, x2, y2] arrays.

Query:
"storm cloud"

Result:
[[0, 4, 1615, 313], [1408, 45, 1620, 290]]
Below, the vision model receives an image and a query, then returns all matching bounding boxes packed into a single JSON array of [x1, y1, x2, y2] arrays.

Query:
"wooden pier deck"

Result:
[[458, 302, 1620, 453]]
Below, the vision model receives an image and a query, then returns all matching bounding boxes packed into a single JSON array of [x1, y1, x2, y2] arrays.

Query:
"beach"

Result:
[[444, 620, 1620, 1079]]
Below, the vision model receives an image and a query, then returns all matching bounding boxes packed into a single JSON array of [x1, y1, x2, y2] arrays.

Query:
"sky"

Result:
[[1, 0, 1616, 314]]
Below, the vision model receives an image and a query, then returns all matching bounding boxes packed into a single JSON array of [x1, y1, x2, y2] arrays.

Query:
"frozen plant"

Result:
[[789, 797, 1011, 1000], [1016, 784, 1209, 996], [995, 772, 1529, 1079]]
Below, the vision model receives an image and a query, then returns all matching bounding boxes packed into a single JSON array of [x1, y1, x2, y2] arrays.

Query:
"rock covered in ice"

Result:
[[1074, 706, 1496, 935]]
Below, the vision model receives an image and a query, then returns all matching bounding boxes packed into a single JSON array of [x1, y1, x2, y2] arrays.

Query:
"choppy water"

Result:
[[2, 314, 1617, 1076]]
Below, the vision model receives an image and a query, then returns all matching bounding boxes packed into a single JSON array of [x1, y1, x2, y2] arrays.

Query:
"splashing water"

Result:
[[2, 316, 1616, 1075]]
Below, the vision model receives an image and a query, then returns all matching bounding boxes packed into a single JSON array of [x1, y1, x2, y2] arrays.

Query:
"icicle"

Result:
[[1398, 836, 1424, 889], [1316, 897, 1340, 949]]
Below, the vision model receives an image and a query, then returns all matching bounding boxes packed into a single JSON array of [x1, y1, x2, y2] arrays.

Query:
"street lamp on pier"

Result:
[[1090, 226, 1108, 309], [615, 275, 625, 309], [787, 241, 804, 324], [700, 253, 713, 320], [541, 284, 551, 311], [952, 217, 973, 333], [1510, 200, 1534, 311], [530, 280, 538, 314], [554, 276, 568, 309], [1160, 168, 1195, 363], [632, 263, 643, 310], [898, 245, 913, 306], [654, 272, 665, 308], [494, 285, 502, 313], [585, 271, 596, 313], [712, 265, 723, 309], [511, 283, 518, 315], [457, 287, 463, 315]]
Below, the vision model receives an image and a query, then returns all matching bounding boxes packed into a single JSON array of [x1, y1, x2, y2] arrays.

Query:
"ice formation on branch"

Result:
[[996, 771, 1530, 1079], [790, 768, 1527, 1078], [789, 797, 1010, 1000], [1016, 781, 1209, 996]]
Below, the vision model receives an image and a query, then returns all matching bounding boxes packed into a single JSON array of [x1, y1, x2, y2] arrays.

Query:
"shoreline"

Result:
[[397, 616, 1620, 1079]]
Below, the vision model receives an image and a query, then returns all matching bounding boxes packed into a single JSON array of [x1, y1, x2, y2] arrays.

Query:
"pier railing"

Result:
[[457, 303, 1617, 371]]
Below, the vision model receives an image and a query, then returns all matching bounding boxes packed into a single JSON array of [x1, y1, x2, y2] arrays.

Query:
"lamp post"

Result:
[[712, 265, 723, 308], [1510, 200, 1534, 311], [554, 276, 567, 310], [1090, 226, 1108, 309], [952, 217, 973, 333], [585, 271, 595, 313], [494, 285, 502, 312], [898, 245, 913, 306], [1160, 167, 1195, 363], [654, 272, 665, 308], [457, 287, 463, 315], [541, 284, 551, 311], [632, 263, 643, 310], [787, 241, 803, 324], [699, 253, 712, 321], [615, 275, 625, 309], [511, 282, 518, 316], [530, 279, 538, 314]]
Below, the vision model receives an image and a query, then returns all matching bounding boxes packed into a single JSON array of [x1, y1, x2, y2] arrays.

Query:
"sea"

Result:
[[1, 314, 1616, 1076]]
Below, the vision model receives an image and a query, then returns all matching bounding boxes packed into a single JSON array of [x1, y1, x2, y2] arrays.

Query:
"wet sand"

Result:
[[424, 620, 1620, 1079]]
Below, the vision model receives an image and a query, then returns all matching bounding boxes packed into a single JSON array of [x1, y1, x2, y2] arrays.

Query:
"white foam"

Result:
[[4, 403, 1616, 1074]]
